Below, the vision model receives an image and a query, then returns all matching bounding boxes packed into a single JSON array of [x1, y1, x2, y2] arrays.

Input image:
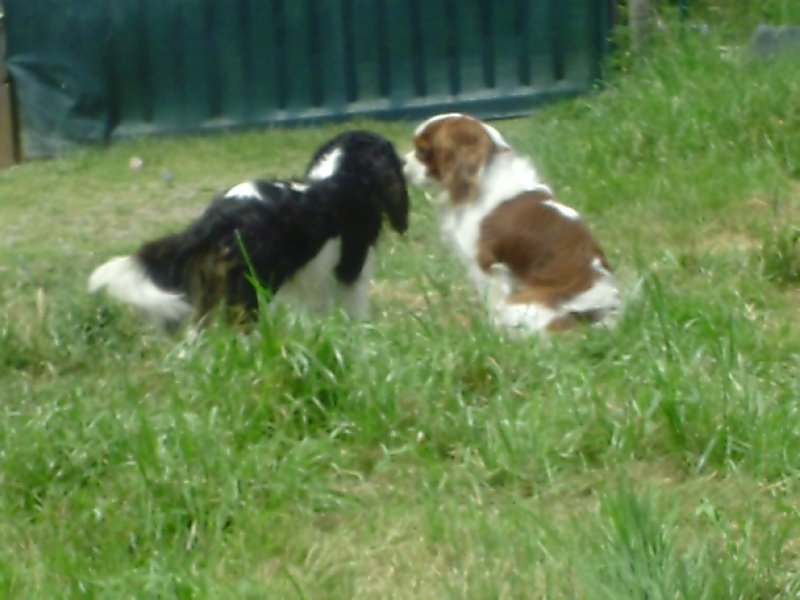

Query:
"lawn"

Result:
[[2, 5, 800, 599]]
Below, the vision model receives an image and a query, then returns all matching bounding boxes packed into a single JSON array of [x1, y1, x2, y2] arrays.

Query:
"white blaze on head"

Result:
[[413, 112, 467, 136], [413, 113, 511, 150], [224, 181, 262, 200], [307, 147, 343, 181]]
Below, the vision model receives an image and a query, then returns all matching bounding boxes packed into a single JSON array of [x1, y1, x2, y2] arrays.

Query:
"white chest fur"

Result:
[[273, 238, 373, 318], [438, 199, 495, 295]]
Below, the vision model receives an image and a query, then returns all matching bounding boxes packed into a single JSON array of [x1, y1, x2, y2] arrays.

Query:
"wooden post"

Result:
[[0, 13, 20, 167]]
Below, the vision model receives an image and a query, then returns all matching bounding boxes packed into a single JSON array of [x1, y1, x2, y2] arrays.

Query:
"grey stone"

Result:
[[749, 23, 800, 58]]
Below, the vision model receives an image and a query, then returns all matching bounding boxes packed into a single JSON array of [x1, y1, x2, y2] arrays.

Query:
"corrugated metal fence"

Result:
[[5, 0, 615, 158]]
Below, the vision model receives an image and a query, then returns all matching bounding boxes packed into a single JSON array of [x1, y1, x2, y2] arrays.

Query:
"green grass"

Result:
[[2, 8, 800, 599]]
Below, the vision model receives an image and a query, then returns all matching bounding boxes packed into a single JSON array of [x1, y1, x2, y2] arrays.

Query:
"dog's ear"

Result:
[[372, 142, 410, 234], [439, 128, 493, 204], [381, 175, 410, 234]]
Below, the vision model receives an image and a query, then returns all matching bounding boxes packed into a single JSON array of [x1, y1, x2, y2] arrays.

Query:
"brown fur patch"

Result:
[[477, 191, 610, 314]]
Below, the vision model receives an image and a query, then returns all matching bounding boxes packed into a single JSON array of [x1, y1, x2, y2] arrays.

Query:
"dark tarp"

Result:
[[5, 1, 113, 157]]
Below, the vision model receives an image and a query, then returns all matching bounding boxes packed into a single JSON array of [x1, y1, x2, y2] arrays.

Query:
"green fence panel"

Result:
[[4, 0, 615, 157], [454, 1, 483, 96], [525, 0, 556, 88], [350, 0, 383, 106], [246, 1, 282, 121], [384, 0, 416, 109]]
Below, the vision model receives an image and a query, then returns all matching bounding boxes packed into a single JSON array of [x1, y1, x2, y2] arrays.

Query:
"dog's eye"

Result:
[[415, 147, 430, 160]]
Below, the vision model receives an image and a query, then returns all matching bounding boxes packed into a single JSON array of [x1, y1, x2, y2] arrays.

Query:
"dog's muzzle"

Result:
[[403, 152, 431, 187]]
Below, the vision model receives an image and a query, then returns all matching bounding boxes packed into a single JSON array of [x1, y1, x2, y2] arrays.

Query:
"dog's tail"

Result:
[[88, 253, 194, 328], [89, 199, 273, 329]]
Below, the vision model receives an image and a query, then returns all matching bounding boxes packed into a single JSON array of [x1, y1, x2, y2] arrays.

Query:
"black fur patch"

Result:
[[134, 130, 409, 323]]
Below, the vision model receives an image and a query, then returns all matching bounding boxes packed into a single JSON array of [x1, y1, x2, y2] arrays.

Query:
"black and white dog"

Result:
[[88, 130, 409, 329]]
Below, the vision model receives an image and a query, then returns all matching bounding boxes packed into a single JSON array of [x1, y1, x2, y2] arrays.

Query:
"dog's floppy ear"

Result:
[[370, 141, 410, 234], [379, 169, 410, 234], [439, 127, 493, 205]]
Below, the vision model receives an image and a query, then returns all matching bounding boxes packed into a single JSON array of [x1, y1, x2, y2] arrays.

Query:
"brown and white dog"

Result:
[[403, 113, 620, 334]]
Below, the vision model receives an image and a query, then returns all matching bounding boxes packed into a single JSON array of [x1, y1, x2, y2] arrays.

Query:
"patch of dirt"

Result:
[[694, 180, 800, 256], [745, 179, 800, 220], [370, 280, 437, 311], [696, 231, 760, 254]]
